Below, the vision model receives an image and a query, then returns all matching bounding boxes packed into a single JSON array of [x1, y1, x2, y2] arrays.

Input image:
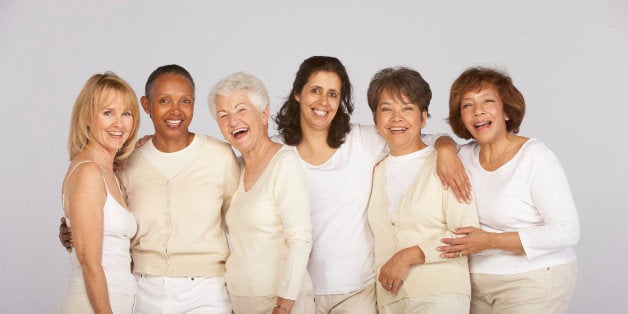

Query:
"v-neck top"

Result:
[[224, 145, 313, 300]]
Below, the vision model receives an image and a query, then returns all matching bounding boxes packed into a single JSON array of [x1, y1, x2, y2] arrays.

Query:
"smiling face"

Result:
[[215, 91, 269, 154], [140, 74, 194, 145], [460, 87, 510, 144], [375, 90, 427, 156], [295, 71, 342, 132], [89, 89, 134, 155]]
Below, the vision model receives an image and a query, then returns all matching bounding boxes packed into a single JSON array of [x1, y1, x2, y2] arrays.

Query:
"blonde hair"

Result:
[[68, 72, 140, 161]]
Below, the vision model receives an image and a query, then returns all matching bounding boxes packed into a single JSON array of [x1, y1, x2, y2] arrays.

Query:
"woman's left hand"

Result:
[[378, 247, 424, 295], [438, 227, 494, 258]]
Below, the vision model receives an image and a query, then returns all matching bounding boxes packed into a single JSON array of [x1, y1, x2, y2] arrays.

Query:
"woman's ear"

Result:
[[140, 96, 151, 116]]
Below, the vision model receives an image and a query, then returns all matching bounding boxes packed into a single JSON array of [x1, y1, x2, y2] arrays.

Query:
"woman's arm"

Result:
[[66, 163, 112, 314], [378, 180, 479, 292], [439, 150, 579, 258], [273, 154, 313, 312]]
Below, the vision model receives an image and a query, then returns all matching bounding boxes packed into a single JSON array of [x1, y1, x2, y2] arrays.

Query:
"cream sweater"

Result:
[[225, 146, 313, 300], [367, 150, 479, 309], [119, 135, 240, 277]]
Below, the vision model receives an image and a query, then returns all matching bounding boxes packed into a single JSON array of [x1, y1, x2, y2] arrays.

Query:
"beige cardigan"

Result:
[[367, 150, 479, 308], [120, 135, 240, 277]]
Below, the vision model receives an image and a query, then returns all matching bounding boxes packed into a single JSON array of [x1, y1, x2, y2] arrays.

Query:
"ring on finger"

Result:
[[458, 251, 463, 257]]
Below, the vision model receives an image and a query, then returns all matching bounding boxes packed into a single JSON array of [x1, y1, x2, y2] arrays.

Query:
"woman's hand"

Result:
[[378, 246, 424, 295], [438, 227, 494, 257], [59, 217, 73, 252], [434, 140, 472, 203], [272, 297, 294, 314], [137, 134, 154, 148]]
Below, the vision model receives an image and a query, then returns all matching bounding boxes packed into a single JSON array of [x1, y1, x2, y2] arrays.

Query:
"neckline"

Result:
[[240, 145, 287, 193], [474, 138, 533, 173]]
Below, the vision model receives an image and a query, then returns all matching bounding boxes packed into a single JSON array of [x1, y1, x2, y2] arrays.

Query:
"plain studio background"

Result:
[[1, 1, 626, 312]]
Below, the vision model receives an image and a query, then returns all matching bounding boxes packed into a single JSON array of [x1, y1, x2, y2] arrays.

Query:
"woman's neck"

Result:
[[79, 143, 115, 170], [478, 133, 526, 170], [241, 136, 280, 167]]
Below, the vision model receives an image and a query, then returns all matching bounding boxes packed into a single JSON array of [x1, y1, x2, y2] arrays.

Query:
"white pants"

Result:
[[134, 274, 231, 314]]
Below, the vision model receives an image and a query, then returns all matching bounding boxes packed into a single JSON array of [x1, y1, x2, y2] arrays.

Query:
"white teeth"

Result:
[[474, 121, 490, 127], [166, 120, 182, 126], [389, 127, 407, 132], [313, 109, 327, 117], [107, 131, 123, 136], [231, 128, 249, 136]]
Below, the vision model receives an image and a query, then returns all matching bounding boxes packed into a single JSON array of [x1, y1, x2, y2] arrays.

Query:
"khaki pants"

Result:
[[314, 282, 377, 314], [379, 294, 470, 314], [230, 290, 314, 314], [471, 262, 577, 314], [58, 291, 134, 314]]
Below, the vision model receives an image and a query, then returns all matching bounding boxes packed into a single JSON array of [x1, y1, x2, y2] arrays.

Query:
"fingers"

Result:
[[439, 250, 465, 259], [379, 278, 402, 294], [450, 174, 472, 203]]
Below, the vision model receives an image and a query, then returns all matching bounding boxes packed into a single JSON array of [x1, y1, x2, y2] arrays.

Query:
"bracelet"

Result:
[[274, 303, 289, 312]]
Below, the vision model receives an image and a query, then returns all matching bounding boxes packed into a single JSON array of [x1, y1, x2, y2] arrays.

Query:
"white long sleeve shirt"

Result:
[[459, 138, 580, 275]]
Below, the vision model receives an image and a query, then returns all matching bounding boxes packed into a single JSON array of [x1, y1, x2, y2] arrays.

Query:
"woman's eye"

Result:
[[103, 110, 112, 116], [159, 98, 169, 104], [329, 91, 338, 98], [403, 106, 414, 111], [122, 111, 132, 117], [181, 98, 192, 104], [462, 103, 472, 109], [311, 88, 319, 94], [380, 107, 390, 112], [485, 99, 495, 103]]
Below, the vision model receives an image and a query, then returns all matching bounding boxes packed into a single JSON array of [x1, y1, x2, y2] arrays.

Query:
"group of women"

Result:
[[58, 56, 580, 314]]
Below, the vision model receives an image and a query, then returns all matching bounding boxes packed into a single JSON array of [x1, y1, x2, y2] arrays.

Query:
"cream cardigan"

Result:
[[367, 150, 479, 308], [119, 135, 240, 277]]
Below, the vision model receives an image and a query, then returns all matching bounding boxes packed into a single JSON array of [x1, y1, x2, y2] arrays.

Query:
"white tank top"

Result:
[[63, 161, 137, 295]]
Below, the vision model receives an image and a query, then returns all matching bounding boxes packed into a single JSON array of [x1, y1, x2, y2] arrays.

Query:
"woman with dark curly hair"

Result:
[[274, 56, 470, 313]]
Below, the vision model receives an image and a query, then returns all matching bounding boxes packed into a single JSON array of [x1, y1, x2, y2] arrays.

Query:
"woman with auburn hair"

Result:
[[439, 67, 580, 313], [58, 72, 140, 314], [274, 56, 470, 313]]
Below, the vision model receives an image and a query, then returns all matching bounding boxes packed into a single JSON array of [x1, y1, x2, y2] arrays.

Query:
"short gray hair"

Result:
[[208, 72, 270, 118]]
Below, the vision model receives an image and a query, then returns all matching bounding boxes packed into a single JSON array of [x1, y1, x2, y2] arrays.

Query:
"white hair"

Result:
[[208, 72, 270, 119]]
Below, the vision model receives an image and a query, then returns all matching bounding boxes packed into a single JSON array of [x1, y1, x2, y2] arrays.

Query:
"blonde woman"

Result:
[[58, 72, 140, 314]]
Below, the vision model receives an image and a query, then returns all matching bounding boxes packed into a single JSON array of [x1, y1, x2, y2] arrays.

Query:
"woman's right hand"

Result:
[[59, 217, 73, 252]]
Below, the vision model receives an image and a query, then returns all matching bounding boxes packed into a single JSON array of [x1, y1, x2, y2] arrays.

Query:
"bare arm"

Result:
[[433, 136, 472, 203], [66, 164, 113, 314]]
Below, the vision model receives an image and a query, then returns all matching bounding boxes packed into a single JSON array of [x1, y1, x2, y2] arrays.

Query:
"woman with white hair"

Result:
[[208, 72, 314, 314]]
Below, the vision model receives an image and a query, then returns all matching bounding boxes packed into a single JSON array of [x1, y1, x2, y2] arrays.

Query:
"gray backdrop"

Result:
[[1, 1, 626, 312]]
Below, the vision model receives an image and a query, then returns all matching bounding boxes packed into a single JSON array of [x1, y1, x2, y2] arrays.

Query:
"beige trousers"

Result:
[[58, 291, 134, 314], [314, 282, 377, 314], [470, 262, 577, 314], [379, 294, 470, 314], [230, 290, 314, 314]]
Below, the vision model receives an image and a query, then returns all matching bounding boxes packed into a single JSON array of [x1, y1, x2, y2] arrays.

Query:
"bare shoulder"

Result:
[[65, 161, 107, 205]]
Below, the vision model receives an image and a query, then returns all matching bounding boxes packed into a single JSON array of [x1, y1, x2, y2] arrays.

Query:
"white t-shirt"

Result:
[[385, 146, 434, 223], [274, 124, 441, 295], [458, 138, 580, 275], [142, 134, 203, 179]]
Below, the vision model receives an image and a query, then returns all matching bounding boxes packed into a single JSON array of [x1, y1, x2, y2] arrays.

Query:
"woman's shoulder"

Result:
[[64, 160, 106, 194]]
